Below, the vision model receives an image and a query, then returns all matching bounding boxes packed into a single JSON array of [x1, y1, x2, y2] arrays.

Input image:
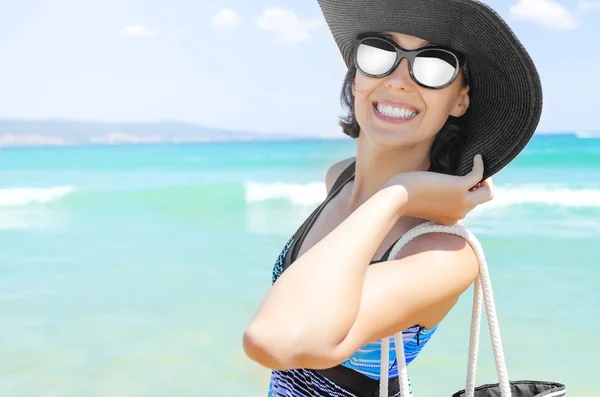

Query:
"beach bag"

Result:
[[379, 221, 566, 397]]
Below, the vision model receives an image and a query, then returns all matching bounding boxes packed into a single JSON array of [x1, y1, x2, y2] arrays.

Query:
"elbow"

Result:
[[242, 324, 301, 370], [242, 323, 344, 370], [242, 324, 345, 371]]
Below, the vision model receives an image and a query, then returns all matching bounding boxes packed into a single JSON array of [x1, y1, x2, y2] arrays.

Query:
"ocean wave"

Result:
[[0, 183, 246, 217], [0, 186, 77, 208], [244, 181, 600, 209], [3, 182, 599, 213], [480, 186, 600, 209], [244, 181, 326, 206]]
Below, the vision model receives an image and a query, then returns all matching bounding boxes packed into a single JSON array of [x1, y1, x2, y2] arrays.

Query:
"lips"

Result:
[[373, 100, 420, 114], [372, 102, 419, 123]]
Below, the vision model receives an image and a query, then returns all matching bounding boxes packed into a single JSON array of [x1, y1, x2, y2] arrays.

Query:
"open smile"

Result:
[[372, 102, 420, 124]]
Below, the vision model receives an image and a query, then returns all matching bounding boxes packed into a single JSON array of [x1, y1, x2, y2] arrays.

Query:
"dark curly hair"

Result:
[[338, 59, 471, 176]]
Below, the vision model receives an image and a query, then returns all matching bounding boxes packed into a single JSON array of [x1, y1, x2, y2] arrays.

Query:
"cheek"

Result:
[[352, 75, 379, 119], [421, 91, 457, 129], [353, 74, 377, 98]]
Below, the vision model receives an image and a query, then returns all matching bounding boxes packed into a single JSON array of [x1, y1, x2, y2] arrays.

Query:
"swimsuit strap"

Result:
[[328, 160, 356, 198], [329, 160, 398, 263], [282, 160, 357, 271], [283, 159, 405, 270]]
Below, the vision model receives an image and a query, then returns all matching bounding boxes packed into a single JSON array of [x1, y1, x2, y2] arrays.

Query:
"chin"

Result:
[[363, 127, 417, 148]]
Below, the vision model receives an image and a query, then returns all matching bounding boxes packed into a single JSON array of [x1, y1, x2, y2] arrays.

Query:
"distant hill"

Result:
[[0, 118, 583, 148], [0, 119, 319, 147]]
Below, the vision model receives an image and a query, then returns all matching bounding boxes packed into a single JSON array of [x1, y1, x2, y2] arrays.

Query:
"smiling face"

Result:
[[351, 31, 470, 150]]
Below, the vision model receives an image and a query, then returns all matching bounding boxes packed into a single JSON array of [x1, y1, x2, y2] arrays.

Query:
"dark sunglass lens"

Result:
[[356, 38, 397, 76], [413, 49, 459, 87]]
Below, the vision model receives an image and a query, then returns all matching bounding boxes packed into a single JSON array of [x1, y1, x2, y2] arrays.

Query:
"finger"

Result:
[[480, 177, 495, 199], [465, 154, 484, 187], [467, 184, 493, 206]]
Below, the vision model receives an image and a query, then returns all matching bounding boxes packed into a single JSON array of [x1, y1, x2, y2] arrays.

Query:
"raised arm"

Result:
[[243, 183, 408, 370], [243, 155, 491, 371]]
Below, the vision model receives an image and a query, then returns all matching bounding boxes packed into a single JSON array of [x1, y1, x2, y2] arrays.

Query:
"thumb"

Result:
[[466, 154, 484, 186]]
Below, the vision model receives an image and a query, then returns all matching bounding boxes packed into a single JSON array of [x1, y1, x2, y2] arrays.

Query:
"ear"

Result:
[[450, 86, 470, 118]]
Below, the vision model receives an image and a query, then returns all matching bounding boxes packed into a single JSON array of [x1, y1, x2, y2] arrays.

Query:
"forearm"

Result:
[[245, 185, 408, 360]]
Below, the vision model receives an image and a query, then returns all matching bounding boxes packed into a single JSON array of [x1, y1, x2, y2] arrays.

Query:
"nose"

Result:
[[383, 57, 415, 90]]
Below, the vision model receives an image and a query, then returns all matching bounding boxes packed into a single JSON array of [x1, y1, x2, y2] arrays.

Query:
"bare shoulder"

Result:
[[395, 229, 479, 295], [397, 228, 479, 277], [383, 230, 480, 329], [394, 228, 475, 260], [325, 156, 356, 194]]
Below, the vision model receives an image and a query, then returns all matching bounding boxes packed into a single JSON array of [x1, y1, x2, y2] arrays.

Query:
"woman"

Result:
[[243, 1, 543, 396]]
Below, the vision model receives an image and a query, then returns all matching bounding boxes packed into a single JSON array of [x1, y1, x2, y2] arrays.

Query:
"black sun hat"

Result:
[[317, 0, 544, 180]]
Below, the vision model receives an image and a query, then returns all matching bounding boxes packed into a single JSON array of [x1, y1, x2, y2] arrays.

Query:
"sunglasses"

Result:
[[353, 33, 468, 90]]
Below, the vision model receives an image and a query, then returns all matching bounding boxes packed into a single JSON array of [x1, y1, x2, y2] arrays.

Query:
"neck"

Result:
[[346, 133, 433, 212]]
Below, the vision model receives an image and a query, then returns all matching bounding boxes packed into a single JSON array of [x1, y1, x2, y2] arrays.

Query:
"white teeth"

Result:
[[376, 103, 417, 118]]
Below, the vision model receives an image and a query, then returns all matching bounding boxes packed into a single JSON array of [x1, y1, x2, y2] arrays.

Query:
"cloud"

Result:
[[210, 8, 241, 29], [120, 24, 158, 39], [255, 7, 324, 45], [576, 0, 600, 11], [509, 0, 579, 30]]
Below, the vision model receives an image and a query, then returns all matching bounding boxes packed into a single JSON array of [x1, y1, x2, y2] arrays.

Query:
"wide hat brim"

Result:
[[317, 0, 543, 180]]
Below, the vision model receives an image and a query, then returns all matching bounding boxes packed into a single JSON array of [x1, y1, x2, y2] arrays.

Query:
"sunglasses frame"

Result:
[[353, 32, 468, 90]]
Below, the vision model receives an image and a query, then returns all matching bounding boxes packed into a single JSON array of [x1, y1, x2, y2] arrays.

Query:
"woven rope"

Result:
[[379, 334, 390, 395], [465, 276, 483, 397], [379, 221, 511, 397]]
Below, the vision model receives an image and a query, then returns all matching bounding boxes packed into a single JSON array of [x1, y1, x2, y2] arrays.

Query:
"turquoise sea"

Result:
[[1, 134, 599, 396]]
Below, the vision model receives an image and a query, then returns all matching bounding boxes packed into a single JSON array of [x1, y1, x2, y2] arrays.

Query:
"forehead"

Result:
[[380, 31, 433, 47]]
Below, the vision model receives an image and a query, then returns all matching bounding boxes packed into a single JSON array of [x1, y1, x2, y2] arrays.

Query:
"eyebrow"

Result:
[[380, 32, 433, 47]]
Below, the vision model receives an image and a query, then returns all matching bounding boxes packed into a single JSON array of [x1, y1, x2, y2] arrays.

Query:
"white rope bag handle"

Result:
[[379, 221, 511, 397]]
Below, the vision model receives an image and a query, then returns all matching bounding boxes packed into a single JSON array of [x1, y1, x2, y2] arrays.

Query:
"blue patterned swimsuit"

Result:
[[267, 161, 439, 397]]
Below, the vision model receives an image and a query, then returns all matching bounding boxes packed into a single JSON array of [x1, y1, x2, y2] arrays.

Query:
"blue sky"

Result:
[[0, 0, 598, 137]]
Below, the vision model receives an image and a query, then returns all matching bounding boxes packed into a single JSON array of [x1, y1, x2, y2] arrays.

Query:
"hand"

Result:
[[382, 154, 494, 226]]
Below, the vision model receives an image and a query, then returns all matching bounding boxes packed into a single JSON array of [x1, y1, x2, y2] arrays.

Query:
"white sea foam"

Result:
[[479, 185, 600, 209], [244, 181, 600, 210], [0, 186, 77, 208], [244, 181, 326, 206]]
